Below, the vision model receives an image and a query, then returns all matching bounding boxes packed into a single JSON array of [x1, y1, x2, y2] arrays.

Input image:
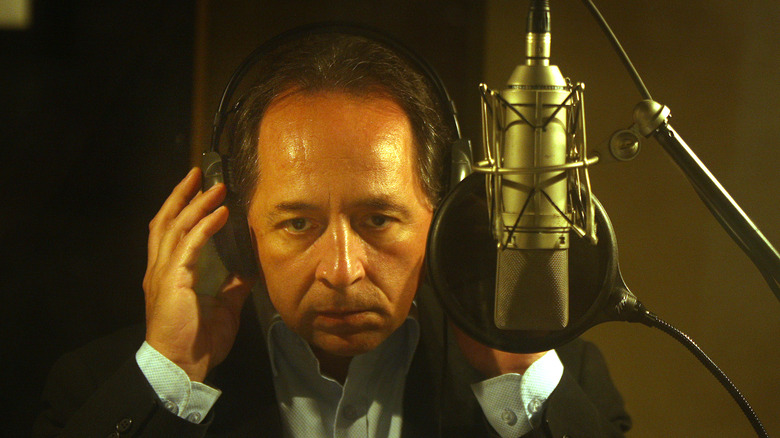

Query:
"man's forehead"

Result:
[[249, 90, 430, 208], [256, 90, 414, 164]]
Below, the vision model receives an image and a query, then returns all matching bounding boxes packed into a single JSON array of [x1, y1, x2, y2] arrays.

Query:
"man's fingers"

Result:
[[169, 204, 230, 270], [147, 168, 202, 269], [155, 183, 227, 264]]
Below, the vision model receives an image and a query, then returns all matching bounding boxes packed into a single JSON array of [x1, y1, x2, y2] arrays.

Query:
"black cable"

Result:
[[635, 310, 770, 438], [579, 0, 652, 101]]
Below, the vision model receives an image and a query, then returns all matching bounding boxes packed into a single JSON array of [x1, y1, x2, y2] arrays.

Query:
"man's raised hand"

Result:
[[143, 168, 253, 382]]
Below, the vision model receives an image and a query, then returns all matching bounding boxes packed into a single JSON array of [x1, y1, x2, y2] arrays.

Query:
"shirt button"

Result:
[[500, 408, 517, 425], [115, 417, 133, 432], [187, 412, 202, 423], [162, 400, 179, 415], [528, 398, 543, 414]]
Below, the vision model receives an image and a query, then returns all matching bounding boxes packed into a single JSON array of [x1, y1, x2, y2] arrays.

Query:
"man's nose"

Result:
[[315, 221, 366, 289]]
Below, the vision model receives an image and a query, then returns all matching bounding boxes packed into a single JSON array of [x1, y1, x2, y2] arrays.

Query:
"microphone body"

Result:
[[493, 0, 572, 330]]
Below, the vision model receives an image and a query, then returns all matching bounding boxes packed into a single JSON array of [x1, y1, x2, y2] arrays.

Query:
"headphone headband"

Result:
[[209, 22, 462, 156]]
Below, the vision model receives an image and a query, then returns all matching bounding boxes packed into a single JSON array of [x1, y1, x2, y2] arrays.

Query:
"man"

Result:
[[35, 31, 630, 437]]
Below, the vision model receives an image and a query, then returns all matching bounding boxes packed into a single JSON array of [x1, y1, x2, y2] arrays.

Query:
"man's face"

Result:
[[247, 90, 433, 358]]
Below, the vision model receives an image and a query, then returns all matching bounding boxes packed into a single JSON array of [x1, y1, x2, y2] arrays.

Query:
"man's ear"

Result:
[[248, 224, 265, 282], [194, 239, 233, 297], [247, 224, 283, 325]]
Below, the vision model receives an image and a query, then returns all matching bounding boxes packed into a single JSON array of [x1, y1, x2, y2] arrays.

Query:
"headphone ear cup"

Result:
[[202, 152, 260, 279], [445, 137, 474, 199], [212, 197, 259, 279]]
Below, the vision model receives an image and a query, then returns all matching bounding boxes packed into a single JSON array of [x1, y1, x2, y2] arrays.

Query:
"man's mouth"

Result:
[[315, 309, 377, 326], [318, 309, 367, 318]]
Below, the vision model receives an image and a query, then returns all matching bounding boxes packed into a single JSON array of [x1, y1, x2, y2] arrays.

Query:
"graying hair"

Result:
[[229, 32, 453, 209]]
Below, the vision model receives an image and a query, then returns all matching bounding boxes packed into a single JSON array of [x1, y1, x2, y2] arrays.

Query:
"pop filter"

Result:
[[426, 172, 642, 353]]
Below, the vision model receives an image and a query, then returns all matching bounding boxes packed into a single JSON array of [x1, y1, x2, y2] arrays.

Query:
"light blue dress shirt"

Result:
[[266, 316, 418, 437], [136, 304, 564, 437]]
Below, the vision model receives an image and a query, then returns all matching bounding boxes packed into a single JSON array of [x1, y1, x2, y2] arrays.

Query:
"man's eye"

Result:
[[285, 218, 312, 233], [366, 215, 391, 228]]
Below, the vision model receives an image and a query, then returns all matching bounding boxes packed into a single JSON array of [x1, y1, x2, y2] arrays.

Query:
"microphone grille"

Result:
[[494, 248, 568, 330]]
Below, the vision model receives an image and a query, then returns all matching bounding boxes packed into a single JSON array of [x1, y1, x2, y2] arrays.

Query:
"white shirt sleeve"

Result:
[[135, 341, 222, 424], [470, 349, 564, 438]]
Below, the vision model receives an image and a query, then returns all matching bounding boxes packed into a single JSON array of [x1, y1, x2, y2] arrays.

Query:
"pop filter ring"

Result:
[[426, 172, 627, 353]]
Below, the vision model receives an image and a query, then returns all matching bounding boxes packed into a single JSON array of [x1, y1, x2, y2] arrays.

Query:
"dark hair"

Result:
[[229, 31, 453, 208]]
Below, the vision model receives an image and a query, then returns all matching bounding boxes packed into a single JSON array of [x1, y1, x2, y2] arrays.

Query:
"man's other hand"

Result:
[[452, 323, 547, 378]]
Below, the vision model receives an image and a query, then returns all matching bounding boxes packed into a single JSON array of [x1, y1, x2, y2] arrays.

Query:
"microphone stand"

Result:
[[576, 1, 777, 436], [636, 105, 780, 296], [581, 0, 780, 300]]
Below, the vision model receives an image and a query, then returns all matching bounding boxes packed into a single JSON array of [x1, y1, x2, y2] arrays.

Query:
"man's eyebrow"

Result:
[[265, 202, 318, 222], [264, 197, 414, 221], [272, 201, 318, 212], [352, 197, 412, 217]]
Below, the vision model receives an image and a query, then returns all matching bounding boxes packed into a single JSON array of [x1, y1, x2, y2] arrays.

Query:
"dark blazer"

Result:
[[34, 288, 630, 437]]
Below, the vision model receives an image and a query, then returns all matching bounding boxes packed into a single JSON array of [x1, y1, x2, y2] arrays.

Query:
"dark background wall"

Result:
[[2, 1, 777, 436], [1, 0, 195, 434]]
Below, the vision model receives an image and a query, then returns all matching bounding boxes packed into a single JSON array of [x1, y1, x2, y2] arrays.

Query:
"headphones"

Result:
[[201, 23, 471, 279]]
